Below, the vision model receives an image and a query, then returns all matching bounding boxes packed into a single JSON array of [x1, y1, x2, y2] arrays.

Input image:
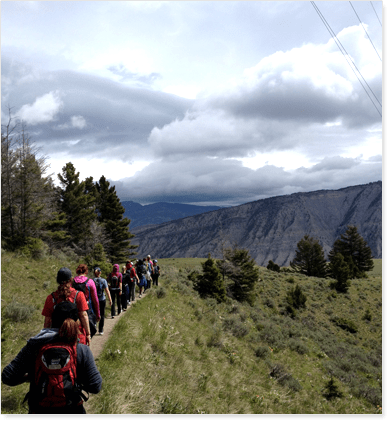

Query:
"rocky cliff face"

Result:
[[132, 182, 382, 266]]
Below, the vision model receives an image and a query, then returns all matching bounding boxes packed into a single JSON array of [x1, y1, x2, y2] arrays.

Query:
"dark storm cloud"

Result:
[[2, 55, 193, 160], [113, 155, 381, 205]]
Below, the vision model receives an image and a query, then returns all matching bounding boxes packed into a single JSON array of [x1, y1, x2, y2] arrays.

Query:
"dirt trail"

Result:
[[84, 289, 148, 413]]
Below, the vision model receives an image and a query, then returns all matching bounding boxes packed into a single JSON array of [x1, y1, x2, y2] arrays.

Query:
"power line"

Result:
[[349, 1, 382, 62], [310, 1, 382, 117], [370, 1, 382, 27]]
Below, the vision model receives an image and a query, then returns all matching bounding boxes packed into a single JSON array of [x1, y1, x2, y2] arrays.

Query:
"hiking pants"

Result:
[[110, 289, 121, 316], [152, 274, 159, 286], [98, 299, 106, 333], [121, 284, 129, 309], [129, 282, 136, 302]]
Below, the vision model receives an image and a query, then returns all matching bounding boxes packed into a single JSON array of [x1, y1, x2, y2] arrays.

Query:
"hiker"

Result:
[[121, 264, 129, 311], [152, 259, 161, 286], [127, 261, 139, 304], [107, 264, 122, 318], [136, 259, 146, 298], [73, 264, 101, 338], [2, 300, 102, 414], [93, 267, 112, 336], [146, 255, 153, 290], [42, 267, 92, 346]]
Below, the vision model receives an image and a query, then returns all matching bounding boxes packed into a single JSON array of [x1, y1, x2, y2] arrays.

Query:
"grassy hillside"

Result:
[[1, 252, 382, 414]]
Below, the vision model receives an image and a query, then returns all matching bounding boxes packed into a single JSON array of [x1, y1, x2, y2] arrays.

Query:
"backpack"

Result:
[[93, 277, 104, 299], [72, 279, 90, 305], [122, 271, 131, 286], [24, 300, 88, 410], [29, 341, 84, 409], [110, 274, 120, 289], [154, 265, 159, 275]]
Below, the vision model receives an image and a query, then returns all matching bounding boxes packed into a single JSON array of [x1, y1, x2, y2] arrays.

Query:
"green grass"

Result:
[[1, 252, 382, 414]]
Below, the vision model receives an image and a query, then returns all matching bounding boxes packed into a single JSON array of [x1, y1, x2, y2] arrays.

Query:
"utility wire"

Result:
[[311, 1, 382, 117], [349, 1, 382, 61], [370, 1, 382, 27]]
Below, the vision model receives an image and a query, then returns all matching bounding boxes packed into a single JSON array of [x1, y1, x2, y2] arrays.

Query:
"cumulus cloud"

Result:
[[203, 25, 381, 128], [15, 91, 63, 125]]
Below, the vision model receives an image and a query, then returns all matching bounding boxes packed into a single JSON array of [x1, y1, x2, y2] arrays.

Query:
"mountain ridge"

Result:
[[131, 181, 382, 266], [122, 201, 222, 228]]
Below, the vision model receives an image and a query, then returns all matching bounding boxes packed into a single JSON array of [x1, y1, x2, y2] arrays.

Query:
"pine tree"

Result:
[[328, 253, 351, 292], [95, 176, 137, 263], [222, 247, 259, 305], [329, 225, 374, 278], [1, 117, 54, 249], [58, 162, 97, 252], [192, 254, 226, 303], [290, 235, 327, 277]]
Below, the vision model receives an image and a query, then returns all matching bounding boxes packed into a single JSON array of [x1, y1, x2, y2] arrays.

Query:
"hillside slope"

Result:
[[132, 182, 382, 265], [122, 201, 222, 228]]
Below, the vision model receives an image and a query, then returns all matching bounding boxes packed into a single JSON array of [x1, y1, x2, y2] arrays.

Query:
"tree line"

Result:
[[267, 225, 374, 293], [1, 115, 137, 263]]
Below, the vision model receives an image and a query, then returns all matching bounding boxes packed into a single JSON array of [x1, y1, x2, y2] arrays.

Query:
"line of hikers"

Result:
[[2, 255, 161, 414]]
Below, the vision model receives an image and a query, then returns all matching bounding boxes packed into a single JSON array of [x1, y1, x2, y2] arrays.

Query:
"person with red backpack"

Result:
[[107, 264, 122, 318], [2, 299, 102, 414], [73, 264, 101, 338], [42, 267, 91, 346]]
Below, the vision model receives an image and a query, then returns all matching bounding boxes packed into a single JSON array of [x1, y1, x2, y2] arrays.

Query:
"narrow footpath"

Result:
[[85, 289, 148, 413]]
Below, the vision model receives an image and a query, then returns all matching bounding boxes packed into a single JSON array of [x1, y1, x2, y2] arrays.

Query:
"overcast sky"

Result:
[[1, 1, 382, 206]]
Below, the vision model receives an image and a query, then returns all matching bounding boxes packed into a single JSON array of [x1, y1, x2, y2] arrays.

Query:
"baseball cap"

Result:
[[56, 267, 72, 284]]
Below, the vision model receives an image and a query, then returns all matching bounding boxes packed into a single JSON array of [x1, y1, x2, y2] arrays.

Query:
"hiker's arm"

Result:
[[2, 344, 33, 386], [79, 310, 91, 346], [90, 282, 101, 321], [77, 345, 102, 394], [44, 316, 52, 328], [105, 287, 112, 306]]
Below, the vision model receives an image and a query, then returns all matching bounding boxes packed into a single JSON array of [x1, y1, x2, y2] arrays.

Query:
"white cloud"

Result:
[[15, 91, 63, 125], [56, 115, 87, 130]]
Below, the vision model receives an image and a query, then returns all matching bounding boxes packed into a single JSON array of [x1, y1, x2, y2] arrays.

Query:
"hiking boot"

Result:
[[99, 332, 104, 335], [112, 316, 115, 319]]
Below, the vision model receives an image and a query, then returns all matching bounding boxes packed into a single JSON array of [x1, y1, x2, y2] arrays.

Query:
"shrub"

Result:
[[288, 338, 309, 355], [222, 316, 249, 338], [255, 345, 270, 359], [331, 317, 358, 333], [268, 363, 302, 392], [286, 284, 307, 309], [156, 287, 166, 299], [267, 260, 280, 272], [4, 302, 35, 322], [322, 377, 343, 400], [362, 308, 372, 321], [18, 238, 47, 259]]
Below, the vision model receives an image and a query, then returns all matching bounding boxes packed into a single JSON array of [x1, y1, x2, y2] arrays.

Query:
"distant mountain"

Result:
[[131, 182, 382, 266], [122, 201, 222, 228]]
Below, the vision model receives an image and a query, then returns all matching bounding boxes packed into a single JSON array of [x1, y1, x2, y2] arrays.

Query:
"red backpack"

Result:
[[32, 341, 81, 408]]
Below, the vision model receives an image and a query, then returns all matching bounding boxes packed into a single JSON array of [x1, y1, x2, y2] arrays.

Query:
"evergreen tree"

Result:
[[267, 260, 280, 272], [328, 225, 374, 278], [58, 162, 97, 252], [290, 235, 327, 277], [1, 118, 54, 249], [192, 254, 226, 303], [222, 247, 259, 305], [95, 176, 137, 262], [328, 253, 351, 292]]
